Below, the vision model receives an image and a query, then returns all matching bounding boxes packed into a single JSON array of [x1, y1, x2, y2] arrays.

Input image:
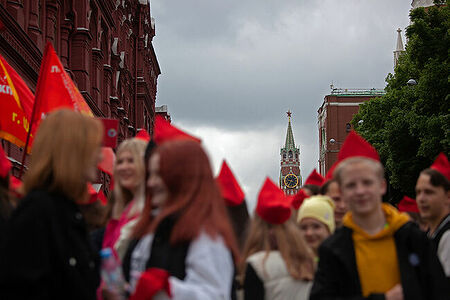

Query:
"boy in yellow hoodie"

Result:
[[310, 157, 449, 300]]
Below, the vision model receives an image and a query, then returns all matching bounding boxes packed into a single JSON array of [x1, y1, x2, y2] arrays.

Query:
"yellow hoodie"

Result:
[[343, 203, 410, 297]]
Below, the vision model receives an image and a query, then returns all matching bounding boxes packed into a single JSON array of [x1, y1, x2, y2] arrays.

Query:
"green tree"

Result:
[[352, 0, 449, 203]]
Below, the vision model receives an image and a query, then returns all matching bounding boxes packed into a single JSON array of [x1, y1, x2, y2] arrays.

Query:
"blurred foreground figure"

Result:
[[310, 157, 449, 300], [0, 144, 14, 240], [117, 140, 238, 299], [0, 109, 103, 300], [416, 153, 450, 277], [102, 138, 147, 259], [241, 178, 315, 300]]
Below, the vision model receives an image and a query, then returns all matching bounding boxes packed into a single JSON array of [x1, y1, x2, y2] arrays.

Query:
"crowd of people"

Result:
[[0, 109, 448, 300]]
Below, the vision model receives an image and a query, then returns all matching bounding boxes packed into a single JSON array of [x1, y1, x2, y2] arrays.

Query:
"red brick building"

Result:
[[0, 0, 160, 176], [317, 88, 385, 176]]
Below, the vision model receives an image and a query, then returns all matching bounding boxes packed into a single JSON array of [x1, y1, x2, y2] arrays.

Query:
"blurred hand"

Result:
[[102, 288, 122, 300], [385, 284, 403, 300]]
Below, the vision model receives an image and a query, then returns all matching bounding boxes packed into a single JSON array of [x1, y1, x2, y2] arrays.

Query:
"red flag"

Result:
[[0, 54, 35, 150], [100, 118, 119, 148], [33, 42, 92, 131]]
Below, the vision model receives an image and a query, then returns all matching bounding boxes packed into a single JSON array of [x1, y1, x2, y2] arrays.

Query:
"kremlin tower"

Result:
[[279, 111, 301, 195]]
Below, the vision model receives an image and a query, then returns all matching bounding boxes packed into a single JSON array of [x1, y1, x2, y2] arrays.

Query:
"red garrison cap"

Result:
[[136, 129, 151, 142], [430, 153, 450, 181], [256, 178, 292, 224], [153, 115, 201, 144], [216, 160, 245, 206], [338, 131, 380, 162], [98, 147, 115, 176], [324, 161, 338, 182], [291, 189, 310, 210], [304, 169, 324, 186], [0, 145, 11, 178], [398, 196, 419, 213]]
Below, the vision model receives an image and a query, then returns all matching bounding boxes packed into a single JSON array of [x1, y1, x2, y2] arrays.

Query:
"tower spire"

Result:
[[394, 28, 405, 68], [284, 110, 295, 149]]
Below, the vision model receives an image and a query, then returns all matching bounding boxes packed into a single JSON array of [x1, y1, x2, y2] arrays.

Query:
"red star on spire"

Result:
[[287, 110, 292, 118]]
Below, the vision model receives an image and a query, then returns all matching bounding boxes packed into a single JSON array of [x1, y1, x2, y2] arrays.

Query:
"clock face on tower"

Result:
[[284, 174, 298, 189]]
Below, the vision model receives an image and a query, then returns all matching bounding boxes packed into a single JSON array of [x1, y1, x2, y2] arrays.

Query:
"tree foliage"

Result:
[[352, 0, 450, 203]]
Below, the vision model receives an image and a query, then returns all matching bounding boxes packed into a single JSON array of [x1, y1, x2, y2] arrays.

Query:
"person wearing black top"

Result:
[[0, 109, 104, 300]]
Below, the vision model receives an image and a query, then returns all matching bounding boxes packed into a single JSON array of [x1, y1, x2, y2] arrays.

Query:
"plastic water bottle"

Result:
[[100, 248, 125, 299]]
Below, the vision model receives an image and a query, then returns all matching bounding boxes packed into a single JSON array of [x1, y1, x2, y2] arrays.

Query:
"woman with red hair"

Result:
[[116, 139, 239, 299]]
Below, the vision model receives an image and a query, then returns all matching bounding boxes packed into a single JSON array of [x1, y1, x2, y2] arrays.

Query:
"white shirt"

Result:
[[130, 231, 234, 300]]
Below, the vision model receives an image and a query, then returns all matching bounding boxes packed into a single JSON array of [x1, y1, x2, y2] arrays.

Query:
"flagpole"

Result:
[[18, 89, 38, 179], [18, 42, 50, 179]]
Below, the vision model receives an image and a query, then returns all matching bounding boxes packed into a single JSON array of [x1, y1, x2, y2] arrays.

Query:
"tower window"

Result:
[[283, 153, 286, 160], [289, 151, 293, 159], [346, 123, 352, 132]]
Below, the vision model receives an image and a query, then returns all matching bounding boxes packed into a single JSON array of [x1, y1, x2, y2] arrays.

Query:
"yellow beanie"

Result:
[[297, 195, 336, 233]]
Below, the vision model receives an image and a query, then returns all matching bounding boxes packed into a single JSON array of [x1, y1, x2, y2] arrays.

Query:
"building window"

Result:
[[289, 151, 293, 159]]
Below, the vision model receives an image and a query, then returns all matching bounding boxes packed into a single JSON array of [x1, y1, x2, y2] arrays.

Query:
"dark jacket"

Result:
[[0, 189, 100, 300], [310, 222, 450, 300]]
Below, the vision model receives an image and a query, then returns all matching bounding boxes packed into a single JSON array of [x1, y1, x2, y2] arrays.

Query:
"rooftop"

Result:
[[329, 88, 385, 96]]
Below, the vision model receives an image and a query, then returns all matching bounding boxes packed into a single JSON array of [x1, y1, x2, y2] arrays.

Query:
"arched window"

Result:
[[289, 151, 293, 159]]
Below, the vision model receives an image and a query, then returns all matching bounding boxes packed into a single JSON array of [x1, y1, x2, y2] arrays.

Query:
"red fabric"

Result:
[[256, 178, 291, 224], [291, 189, 310, 210], [129, 268, 171, 300], [97, 190, 107, 206], [0, 144, 11, 178], [304, 169, 324, 186], [33, 42, 92, 137], [0, 54, 35, 150], [98, 147, 115, 176], [430, 152, 450, 181], [102, 200, 139, 250], [9, 176, 22, 194], [338, 131, 380, 162], [136, 129, 151, 142], [398, 196, 419, 213], [153, 115, 201, 144], [0, 19, 4, 31], [100, 118, 119, 148], [324, 161, 338, 182], [87, 183, 97, 203], [216, 160, 245, 206]]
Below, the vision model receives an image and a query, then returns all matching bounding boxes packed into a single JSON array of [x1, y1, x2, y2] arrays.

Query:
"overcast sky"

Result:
[[150, 0, 412, 212]]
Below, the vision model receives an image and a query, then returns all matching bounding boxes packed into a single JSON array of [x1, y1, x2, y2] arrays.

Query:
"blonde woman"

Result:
[[241, 178, 315, 300], [102, 138, 147, 259], [0, 109, 103, 300]]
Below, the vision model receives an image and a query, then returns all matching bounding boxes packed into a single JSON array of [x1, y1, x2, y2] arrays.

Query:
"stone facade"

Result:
[[317, 88, 385, 176], [0, 0, 160, 176]]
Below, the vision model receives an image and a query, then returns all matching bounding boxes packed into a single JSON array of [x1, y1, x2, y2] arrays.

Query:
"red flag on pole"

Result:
[[100, 118, 119, 148], [0, 54, 35, 150], [33, 42, 92, 131]]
